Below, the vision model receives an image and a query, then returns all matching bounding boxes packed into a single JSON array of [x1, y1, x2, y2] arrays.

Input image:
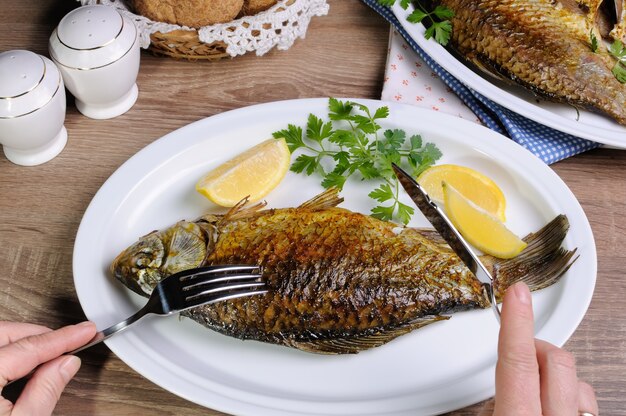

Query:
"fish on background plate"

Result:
[[420, 0, 626, 125], [111, 187, 576, 354]]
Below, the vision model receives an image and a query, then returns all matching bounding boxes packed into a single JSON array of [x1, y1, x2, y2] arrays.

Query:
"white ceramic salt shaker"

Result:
[[49, 5, 140, 119], [0, 50, 67, 166]]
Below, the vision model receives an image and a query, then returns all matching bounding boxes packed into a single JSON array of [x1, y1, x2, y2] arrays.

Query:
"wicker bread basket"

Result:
[[78, 0, 329, 61], [149, 29, 231, 61]]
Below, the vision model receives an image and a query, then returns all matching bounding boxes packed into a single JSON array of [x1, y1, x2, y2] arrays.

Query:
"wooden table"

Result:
[[1, 1, 625, 415]]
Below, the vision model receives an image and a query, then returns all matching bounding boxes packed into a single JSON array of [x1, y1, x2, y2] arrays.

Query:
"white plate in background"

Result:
[[391, 3, 626, 148]]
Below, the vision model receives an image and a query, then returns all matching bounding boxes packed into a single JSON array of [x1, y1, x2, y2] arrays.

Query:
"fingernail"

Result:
[[75, 321, 95, 331], [513, 282, 531, 305], [59, 355, 81, 383]]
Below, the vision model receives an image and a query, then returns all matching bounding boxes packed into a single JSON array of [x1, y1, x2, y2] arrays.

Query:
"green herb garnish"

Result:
[[590, 30, 598, 53], [377, 1, 454, 46], [273, 98, 442, 224], [609, 40, 626, 83]]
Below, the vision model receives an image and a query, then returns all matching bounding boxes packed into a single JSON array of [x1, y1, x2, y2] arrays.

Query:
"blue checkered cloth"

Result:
[[362, 0, 600, 164]]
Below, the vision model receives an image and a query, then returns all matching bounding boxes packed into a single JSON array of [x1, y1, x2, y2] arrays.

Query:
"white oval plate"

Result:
[[73, 98, 596, 416], [391, 3, 626, 148]]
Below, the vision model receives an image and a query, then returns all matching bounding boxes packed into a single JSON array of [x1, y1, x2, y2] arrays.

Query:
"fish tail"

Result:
[[483, 215, 578, 301]]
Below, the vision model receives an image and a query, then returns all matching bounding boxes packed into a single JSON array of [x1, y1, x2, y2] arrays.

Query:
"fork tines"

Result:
[[178, 265, 267, 307], [178, 264, 261, 282]]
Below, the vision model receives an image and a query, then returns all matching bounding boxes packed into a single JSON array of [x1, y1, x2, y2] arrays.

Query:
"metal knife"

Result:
[[392, 163, 501, 322]]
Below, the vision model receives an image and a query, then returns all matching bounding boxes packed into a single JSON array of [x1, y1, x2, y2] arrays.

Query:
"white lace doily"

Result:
[[77, 0, 330, 57]]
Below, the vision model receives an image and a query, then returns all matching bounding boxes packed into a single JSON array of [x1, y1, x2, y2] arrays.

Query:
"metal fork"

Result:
[[6, 264, 266, 386], [70, 264, 266, 354]]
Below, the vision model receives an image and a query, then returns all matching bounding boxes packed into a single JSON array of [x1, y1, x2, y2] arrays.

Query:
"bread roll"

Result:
[[242, 0, 278, 16], [129, 0, 244, 27]]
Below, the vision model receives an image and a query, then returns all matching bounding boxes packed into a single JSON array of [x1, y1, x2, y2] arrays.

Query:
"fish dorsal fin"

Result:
[[469, 57, 515, 84], [453, 49, 518, 86], [298, 187, 344, 211], [287, 315, 448, 354], [219, 197, 267, 223]]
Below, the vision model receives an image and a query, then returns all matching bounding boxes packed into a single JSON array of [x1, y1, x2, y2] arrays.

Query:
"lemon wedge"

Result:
[[443, 181, 527, 259], [196, 138, 290, 207], [418, 164, 506, 222]]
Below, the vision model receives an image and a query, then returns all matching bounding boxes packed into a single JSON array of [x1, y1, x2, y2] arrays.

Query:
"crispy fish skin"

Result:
[[187, 206, 485, 345], [111, 189, 575, 354], [427, 0, 626, 124]]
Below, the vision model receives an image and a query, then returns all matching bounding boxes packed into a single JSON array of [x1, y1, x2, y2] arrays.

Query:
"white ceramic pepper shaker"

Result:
[[0, 50, 67, 166], [49, 5, 140, 120]]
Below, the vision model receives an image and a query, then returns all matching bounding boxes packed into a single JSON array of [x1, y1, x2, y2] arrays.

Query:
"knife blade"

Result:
[[391, 163, 501, 321]]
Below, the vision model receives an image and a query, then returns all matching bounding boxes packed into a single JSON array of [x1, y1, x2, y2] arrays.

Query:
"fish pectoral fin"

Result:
[[297, 187, 344, 211], [414, 228, 453, 250], [161, 221, 207, 275], [288, 315, 448, 355]]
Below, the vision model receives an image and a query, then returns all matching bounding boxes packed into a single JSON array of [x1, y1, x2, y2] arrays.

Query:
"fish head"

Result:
[[110, 220, 212, 296]]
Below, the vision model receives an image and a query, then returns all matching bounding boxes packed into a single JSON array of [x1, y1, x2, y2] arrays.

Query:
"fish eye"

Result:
[[134, 252, 153, 268], [127, 233, 164, 271]]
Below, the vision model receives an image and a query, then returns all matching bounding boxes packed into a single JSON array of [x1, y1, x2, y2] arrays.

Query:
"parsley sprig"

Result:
[[609, 40, 626, 84], [589, 30, 599, 53], [273, 98, 442, 224], [377, 0, 454, 46], [589, 34, 626, 83]]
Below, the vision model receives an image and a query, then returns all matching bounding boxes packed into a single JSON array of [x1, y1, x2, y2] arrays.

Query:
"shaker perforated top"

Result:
[[0, 50, 61, 117], [57, 5, 124, 50], [49, 5, 137, 70]]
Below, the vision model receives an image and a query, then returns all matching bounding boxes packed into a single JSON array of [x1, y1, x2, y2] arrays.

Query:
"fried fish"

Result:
[[420, 0, 626, 124], [111, 189, 576, 354]]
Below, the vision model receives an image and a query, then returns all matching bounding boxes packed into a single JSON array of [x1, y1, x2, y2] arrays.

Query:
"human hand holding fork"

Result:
[[0, 264, 266, 415]]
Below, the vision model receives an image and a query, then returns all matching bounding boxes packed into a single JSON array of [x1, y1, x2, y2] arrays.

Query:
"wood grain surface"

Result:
[[1, 1, 625, 415]]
